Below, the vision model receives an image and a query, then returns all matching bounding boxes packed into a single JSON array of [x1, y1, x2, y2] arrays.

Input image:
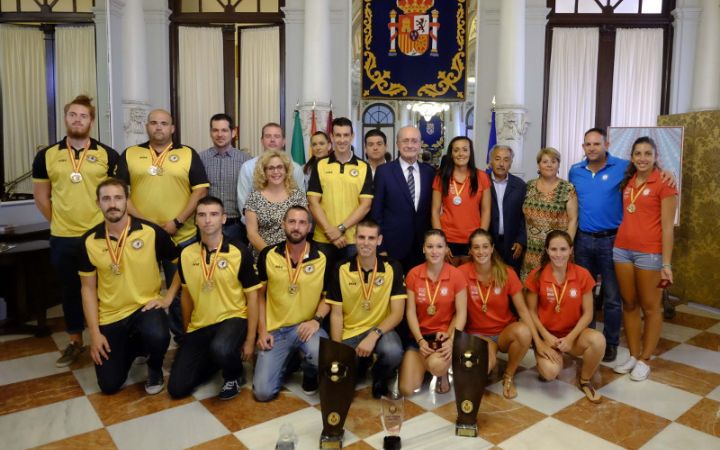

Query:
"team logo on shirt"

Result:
[[132, 239, 144, 249], [494, 287, 501, 295], [569, 288, 578, 298], [602, 174, 608, 181], [643, 188, 651, 196], [86, 154, 98, 163], [169, 154, 180, 163], [440, 287, 448, 296], [304, 264, 314, 273], [375, 277, 384, 286], [218, 259, 228, 269], [349, 169, 359, 177]]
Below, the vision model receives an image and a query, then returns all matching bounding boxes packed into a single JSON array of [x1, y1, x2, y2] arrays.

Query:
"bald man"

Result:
[[116, 109, 209, 341]]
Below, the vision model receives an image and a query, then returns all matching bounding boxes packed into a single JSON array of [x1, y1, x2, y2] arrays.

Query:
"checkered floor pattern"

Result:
[[1, 303, 719, 449]]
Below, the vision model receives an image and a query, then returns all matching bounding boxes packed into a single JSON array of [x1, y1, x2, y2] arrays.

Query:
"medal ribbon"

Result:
[[149, 143, 173, 169], [66, 139, 91, 175], [551, 279, 569, 312], [451, 177, 467, 199], [424, 277, 442, 311], [200, 236, 223, 284], [285, 242, 309, 287], [475, 280, 493, 312], [104, 219, 131, 271], [629, 182, 647, 208], [356, 257, 378, 302]]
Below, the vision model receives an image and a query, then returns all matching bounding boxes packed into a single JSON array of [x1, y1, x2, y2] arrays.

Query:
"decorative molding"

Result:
[[123, 101, 151, 147], [281, 6, 304, 24], [144, 8, 171, 25]]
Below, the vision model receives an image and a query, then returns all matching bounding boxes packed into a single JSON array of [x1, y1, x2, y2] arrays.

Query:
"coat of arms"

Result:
[[388, 0, 440, 57]]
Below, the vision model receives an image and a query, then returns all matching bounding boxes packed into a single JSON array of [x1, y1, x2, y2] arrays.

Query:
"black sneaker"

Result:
[[602, 345, 618, 363], [219, 378, 241, 400], [302, 373, 319, 395], [144, 368, 164, 395], [372, 379, 388, 399]]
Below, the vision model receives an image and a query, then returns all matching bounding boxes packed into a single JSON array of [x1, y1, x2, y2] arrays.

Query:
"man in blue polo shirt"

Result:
[[569, 128, 626, 363]]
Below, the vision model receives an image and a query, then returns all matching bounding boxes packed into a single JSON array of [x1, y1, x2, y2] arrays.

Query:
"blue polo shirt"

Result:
[[568, 153, 629, 233]]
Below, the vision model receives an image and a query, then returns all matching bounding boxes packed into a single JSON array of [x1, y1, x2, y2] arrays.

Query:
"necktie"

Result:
[[407, 166, 416, 210]]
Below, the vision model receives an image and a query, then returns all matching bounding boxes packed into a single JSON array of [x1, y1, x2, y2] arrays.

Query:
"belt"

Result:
[[580, 229, 617, 238]]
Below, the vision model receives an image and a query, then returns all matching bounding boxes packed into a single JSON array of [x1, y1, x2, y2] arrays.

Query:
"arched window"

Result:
[[362, 103, 396, 158], [465, 107, 474, 140]]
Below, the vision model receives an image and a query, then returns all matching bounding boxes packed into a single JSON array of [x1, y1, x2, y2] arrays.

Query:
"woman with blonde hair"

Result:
[[245, 150, 307, 259], [521, 147, 578, 279]]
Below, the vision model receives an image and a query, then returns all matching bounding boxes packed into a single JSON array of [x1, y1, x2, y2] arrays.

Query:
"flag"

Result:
[[486, 109, 497, 164], [311, 110, 317, 135], [290, 110, 306, 165], [325, 109, 333, 136]]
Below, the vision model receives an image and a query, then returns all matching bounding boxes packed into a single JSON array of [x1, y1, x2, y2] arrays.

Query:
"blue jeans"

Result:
[[161, 237, 196, 341], [253, 324, 328, 402], [574, 231, 622, 346], [49, 236, 85, 334], [343, 329, 403, 384]]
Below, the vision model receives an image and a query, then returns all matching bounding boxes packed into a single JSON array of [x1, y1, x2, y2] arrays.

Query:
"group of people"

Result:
[[32, 95, 677, 407]]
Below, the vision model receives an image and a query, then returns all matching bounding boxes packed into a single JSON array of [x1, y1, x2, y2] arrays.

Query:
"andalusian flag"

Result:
[[290, 110, 306, 164]]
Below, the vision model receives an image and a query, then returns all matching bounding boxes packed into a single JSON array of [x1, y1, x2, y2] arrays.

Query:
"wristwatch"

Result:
[[312, 315, 323, 325], [337, 223, 347, 233], [173, 218, 184, 228], [371, 327, 383, 337]]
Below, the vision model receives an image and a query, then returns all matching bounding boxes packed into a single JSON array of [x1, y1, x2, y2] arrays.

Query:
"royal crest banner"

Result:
[[362, 0, 468, 100]]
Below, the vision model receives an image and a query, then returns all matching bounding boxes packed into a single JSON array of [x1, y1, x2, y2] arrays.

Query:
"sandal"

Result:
[[435, 375, 451, 394], [502, 373, 517, 399], [578, 377, 601, 403]]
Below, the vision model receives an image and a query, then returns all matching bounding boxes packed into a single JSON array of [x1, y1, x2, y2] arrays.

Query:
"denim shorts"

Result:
[[612, 247, 662, 270], [470, 333, 499, 343]]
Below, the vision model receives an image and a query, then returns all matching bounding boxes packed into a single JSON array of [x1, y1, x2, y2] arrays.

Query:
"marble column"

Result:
[[690, 0, 720, 111], [494, 0, 528, 164], [121, 0, 151, 147]]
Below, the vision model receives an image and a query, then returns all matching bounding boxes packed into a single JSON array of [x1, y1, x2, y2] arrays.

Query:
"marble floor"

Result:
[[1, 304, 719, 450]]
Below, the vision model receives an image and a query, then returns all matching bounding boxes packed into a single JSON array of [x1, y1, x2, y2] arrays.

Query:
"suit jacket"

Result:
[[371, 159, 434, 263], [489, 172, 527, 272]]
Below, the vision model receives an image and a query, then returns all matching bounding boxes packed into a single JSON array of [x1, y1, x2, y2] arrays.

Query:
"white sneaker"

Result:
[[614, 356, 638, 374], [630, 360, 651, 381]]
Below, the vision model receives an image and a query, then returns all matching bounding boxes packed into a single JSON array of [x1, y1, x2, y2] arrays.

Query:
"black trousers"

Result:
[[95, 307, 170, 394], [167, 317, 248, 399]]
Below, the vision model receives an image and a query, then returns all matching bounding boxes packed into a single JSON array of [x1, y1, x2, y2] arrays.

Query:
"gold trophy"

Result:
[[380, 395, 403, 449], [451, 329, 489, 437], [318, 338, 357, 449]]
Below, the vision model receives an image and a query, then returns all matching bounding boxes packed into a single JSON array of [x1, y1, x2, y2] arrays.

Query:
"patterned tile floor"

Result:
[[1, 304, 719, 450]]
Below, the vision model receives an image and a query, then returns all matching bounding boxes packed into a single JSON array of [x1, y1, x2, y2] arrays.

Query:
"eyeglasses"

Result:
[[265, 165, 285, 172], [399, 138, 421, 145]]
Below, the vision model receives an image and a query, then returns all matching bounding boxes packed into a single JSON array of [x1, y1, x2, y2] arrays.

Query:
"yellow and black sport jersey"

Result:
[[31, 137, 119, 237], [307, 153, 373, 244], [326, 255, 406, 340], [257, 241, 328, 332], [115, 141, 209, 245], [78, 216, 179, 325], [178, 238, 261, 333]]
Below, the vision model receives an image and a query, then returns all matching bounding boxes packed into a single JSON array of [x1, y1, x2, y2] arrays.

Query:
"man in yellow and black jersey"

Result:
[[32, 95, 119, 368], [78, 178, 180, 395], [307, 116, 373, 270], [167, 196, 261, 401], [253, 205, 330, 402], [115, 109, 209, 341], [327, 219, 406, 398]]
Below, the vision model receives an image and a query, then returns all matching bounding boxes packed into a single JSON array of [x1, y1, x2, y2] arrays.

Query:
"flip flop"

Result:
[[578, 377, 601, 403], [502, 373, 517, 399]]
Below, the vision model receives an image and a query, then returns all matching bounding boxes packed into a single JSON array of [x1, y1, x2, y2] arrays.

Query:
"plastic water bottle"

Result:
[[275, 423, 297, 450]]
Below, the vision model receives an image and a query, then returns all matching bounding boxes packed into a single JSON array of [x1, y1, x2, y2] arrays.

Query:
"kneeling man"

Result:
[[328, 219, 406, 398], [80, 178, 179, 395], [168, 196, 260, 400]]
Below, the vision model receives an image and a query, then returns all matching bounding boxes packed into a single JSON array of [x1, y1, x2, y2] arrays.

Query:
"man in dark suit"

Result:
[[488, 145, 526, 275], [371, 126, 435, 273]]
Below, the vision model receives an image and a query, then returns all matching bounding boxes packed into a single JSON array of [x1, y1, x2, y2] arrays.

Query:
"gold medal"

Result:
[[626, 181, 647, 215], [482, 304, 488, 313], [626, 203, 636, 213], [110, 263, 121, 275], [552, 279, 569, 313], [285, 242, 308, 296], [65, 139, 90, 185], [70, 172, 83, 183], [148, 165, 159, 176], [356, 256, 378, 313], [148, 144, 173, 177], [200, 237, 223, 293], [453, 196, 462, 205], [424, 276, 442, 317], [362, 300, 371, 310], [288, 283, 298, 295], [427, 304, 437, 315], [104, 219, 131, 277], [475, 280, 493, 314]]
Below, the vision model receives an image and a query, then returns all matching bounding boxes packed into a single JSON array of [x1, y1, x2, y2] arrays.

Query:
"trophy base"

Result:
[[319, 433, 344, 449], [383, 435, 402, 449], [455, 423, 478, 437]]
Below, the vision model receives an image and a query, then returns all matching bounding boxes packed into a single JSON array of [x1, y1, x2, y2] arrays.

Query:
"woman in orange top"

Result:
[[525, 230, 606, 403], [431, 137, 491, 258], [612, 137, 678, 381], [399, 229, 467, 396], [458, 229, 539, 399]]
